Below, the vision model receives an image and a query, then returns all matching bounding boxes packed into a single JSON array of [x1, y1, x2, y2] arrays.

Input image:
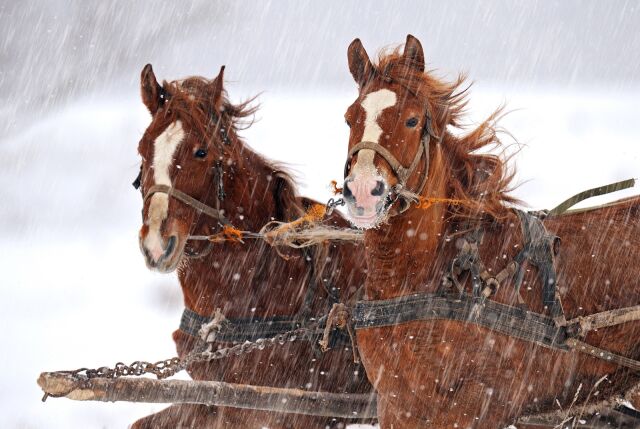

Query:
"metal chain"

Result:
[[56, 325, 320, 381], [181, 326, 318, 369], [325, 198, 345, 216]]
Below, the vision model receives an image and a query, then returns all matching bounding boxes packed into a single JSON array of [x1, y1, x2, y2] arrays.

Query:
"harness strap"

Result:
[[144, 184, 229, 225], [179, 307, 310, 343], [548, 178, 636, 216], [566, 338, 640, 372], [514, 210, 566, 323], [352, 292, 640, 372], [353, 292, 568, 350], [566, 305, 640, 335]]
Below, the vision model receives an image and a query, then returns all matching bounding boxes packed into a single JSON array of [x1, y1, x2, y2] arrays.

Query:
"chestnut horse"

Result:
[[341, 35, 640, 428], [131, 65, 373, 428]]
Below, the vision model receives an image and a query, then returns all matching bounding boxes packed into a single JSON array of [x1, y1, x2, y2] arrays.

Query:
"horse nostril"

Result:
[[163, 235, 177, 259], [343, 180, 354, 200], [371, 180, 385, 196]]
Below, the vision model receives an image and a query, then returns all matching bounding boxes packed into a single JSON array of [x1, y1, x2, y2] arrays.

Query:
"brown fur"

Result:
[[133, 65, 374, 428], [346, 36, 640, 428]]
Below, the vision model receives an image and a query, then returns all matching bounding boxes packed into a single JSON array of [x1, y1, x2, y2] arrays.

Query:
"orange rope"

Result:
[[222, 225, 244, 242], [207, 225, 245, 243], [417, 197, 467, 210], [330, 180, 343, 195], [284, 204, 327, 230]]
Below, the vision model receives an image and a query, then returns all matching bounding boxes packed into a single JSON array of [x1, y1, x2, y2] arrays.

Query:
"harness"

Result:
[[132, 107, 345, 346], [339, 78, 640, 372], [346, 207, 640, 373], [178, 246, 345, 347]]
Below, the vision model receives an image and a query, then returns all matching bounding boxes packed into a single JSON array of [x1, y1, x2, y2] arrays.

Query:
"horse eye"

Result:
[[194, 148, 208, 158], [405, 117, 419, 128]]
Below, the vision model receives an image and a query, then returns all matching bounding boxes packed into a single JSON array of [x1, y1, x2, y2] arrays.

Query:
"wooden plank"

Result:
[[37, 372, 377, 419]]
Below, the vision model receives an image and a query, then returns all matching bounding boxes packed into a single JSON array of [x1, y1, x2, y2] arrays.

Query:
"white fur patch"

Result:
[[352, 89, 397, 176], [144, 121, 184, 258], [153, 120, 185, 187]]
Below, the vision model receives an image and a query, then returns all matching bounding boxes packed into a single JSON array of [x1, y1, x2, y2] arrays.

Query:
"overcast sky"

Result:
[[2, 0, 640, 136]]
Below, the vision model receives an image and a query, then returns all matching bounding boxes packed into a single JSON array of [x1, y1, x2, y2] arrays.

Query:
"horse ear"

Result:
[[140, 64, 163, 114], [403, 34, 425, 72], [348, 38, 374, 87], [210, 65, 226, 111]]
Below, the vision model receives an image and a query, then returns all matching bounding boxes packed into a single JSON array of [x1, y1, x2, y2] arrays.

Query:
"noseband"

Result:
[[343, 113, 440, 213], [142, 184, 229, 226]]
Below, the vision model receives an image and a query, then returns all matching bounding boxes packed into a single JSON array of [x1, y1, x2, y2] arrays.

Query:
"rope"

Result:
[[187, 204, 363, 249], [394, 187, 469, 210], [416, 196, 468, 210]]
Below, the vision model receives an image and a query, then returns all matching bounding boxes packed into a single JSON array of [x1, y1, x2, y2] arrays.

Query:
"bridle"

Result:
[[343, 110, 441, 214], [132, 115, 233, 258], [133, 176, 230, 259]]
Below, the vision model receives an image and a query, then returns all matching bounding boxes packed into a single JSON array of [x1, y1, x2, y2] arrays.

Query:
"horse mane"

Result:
[[161, 75, 303, 222], [161, 76, 257, 142], [373, 48, 520, 222]]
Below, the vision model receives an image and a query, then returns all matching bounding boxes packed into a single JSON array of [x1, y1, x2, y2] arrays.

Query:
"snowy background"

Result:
[[1, 1, 639, 428]]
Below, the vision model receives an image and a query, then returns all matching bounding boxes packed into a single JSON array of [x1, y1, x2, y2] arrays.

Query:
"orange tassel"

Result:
[[330, 180, 343, 195], [222, 225, 244, 242]]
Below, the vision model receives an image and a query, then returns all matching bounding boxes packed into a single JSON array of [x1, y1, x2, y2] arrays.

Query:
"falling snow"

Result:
[[1, 1, 640, 428]]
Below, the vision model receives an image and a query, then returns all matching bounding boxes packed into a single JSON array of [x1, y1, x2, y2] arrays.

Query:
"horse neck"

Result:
[[364, 138, 452, 300], [178, 140, 310, 318], [222, 143, 284, 231]]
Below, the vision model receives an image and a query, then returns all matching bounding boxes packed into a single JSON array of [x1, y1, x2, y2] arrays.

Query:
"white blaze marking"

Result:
[[144, 120, 185, 258], [352, 89, 397, 175]]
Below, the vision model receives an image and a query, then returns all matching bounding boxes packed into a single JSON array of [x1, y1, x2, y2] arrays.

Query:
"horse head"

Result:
[[135, 64, 253, 272]]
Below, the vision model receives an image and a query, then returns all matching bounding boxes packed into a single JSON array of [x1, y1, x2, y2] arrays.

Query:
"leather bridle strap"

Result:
[[144, 184, 229, 225], [343, 116, 438, 212]]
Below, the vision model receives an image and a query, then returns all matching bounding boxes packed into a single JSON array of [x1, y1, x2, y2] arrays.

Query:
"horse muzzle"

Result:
[[343, 175, 390, 228], [139, 230, 183, 272]]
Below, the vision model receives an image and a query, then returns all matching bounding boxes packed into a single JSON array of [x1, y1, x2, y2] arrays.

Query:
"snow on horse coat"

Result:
[[341, 34, 640, 428], [132, 65, 374, 429]]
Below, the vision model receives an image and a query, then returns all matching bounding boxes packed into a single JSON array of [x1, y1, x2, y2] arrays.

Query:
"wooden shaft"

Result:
[[37, 372, 377, 419]]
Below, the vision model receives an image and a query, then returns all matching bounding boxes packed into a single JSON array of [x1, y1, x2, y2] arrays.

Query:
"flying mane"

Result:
[[373, 48, 520, 221], [160, 76, 303, 221]]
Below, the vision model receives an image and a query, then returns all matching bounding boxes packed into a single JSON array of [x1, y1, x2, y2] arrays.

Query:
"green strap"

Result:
[[548, 178, 636, 216]]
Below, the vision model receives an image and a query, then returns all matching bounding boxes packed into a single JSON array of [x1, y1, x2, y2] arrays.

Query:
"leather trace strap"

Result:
[[354, 292, 569, 350], [144, 184, 229, 225], [179, 307, 355, 350], [180, 307, 312, 343], [353, 292, 640, 372], [344, 114, 439, 213]]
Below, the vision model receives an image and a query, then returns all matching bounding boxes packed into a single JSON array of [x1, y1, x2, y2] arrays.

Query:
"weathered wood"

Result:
[[37, 372, 378, 419], [516, 381, 640, 428]]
